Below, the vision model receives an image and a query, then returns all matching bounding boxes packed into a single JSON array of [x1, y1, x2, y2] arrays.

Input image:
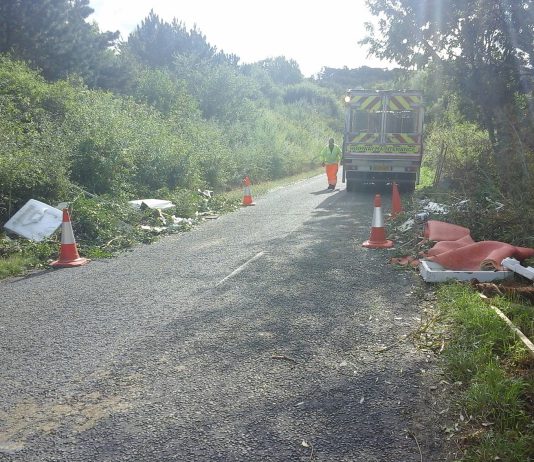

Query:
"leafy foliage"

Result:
[[363, 0, 534, 196], [0, 7, 346, 276], [0, 0, 119, 81]]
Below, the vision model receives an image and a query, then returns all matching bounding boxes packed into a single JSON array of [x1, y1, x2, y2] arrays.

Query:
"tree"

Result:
[[316, 66, 407, 92], [124, 11, 236, 69], [0, 0, 119, 81], [257, 57, 303, 85], [362, 0, 534, 190], [125, 11, 191, 69]]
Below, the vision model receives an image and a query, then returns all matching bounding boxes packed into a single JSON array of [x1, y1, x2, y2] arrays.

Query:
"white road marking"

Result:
[[216, 251, 265, 287]]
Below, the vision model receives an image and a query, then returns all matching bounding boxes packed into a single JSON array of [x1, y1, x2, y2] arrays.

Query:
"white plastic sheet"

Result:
[[3, 199, 63, 241], [128, 199, 175, 210]]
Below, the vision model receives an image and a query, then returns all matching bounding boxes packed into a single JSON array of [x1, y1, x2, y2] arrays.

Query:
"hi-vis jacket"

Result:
[[320, 144, 342, 164]]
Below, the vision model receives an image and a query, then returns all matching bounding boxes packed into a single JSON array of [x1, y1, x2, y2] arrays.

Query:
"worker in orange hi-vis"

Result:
[[320, 138, 342, 190]]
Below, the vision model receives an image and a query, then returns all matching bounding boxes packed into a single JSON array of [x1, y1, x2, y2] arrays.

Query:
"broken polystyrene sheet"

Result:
[[139, 216, 194, 233], [197, 189, 213, 198], [422, 220, 534, 271], [140, 225, 166, 233], [415, 212, 430, 222], [398, 218, 415, 232], [3, 199, 63, 241], [423, 201, 448, 214], [485, 197, 505, 211], [501, 258, 534, 281], [128, 199, 175, 210], [171, 216, 193, 226]]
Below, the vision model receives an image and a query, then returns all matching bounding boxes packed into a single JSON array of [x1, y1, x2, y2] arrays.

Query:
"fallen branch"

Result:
[[102, 236, 123, 249], [490, 305, 534, 359]]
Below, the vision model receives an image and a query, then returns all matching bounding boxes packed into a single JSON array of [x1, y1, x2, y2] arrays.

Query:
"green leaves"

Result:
[[0, 0, 119, 81]]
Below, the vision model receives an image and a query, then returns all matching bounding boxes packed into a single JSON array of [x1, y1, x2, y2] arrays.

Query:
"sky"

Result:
[[88, 0, 392, 77]]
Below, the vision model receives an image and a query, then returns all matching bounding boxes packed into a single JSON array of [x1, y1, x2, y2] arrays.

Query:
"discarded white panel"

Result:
[[128, 199, 175, 210], [419, 260, 513, 283], [501, 258, 534, 281], [3, 199, 63, 241]]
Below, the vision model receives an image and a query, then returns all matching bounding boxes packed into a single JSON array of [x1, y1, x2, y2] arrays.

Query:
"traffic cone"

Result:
[[391, 182, 403, 218], [242, 176, 256, 206], [50, 209, 89, 268], [362, 194, 394, 249]]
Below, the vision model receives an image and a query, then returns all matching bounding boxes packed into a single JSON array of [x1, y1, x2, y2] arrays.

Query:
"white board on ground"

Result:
[[4, 199, 63, 241], [419, 260, 513, 283]]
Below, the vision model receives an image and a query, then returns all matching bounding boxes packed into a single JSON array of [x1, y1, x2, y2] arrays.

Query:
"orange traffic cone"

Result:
[[50, 209, 89, 268], [391, 182, 403, 218], [242, 176, 256, 206], [362, 194, 394, 249]]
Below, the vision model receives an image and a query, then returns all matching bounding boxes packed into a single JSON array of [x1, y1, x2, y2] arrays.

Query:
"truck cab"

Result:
[[342, 89, 424, 192]]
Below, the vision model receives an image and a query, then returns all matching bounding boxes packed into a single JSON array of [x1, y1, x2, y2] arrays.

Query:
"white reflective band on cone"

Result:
[[372, 207, 384, 228], [61, 222, 76, 244]]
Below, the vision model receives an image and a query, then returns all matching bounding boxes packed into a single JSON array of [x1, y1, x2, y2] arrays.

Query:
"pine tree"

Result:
[[0, 0, 119, 81]]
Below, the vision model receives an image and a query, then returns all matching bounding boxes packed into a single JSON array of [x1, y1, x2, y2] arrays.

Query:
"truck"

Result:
[[342, 89, 424, 192]]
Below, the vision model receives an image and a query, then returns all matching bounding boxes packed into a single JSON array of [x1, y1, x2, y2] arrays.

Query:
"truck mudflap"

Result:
[[345, 170, 417, 192]]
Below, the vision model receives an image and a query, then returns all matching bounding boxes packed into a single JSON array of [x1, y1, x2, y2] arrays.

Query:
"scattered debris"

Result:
[[170, 216, 194, 227], [471, 281, 534, 303], [140, 225, 167, 233], [419, 220, 534, 279], [397, 218, 415, 232], [501, 257, 534, 281], [197, 189, 213, 198], [423, 201, 449, 214], [128, 199, 175, 210], [484, 196, 505, 211]]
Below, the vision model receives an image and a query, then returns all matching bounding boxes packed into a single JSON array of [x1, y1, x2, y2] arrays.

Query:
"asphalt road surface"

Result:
[[0, 175, 447, 461]]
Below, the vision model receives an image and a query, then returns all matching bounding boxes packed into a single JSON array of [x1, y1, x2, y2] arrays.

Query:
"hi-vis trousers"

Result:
[[325, 163, 338, 187]]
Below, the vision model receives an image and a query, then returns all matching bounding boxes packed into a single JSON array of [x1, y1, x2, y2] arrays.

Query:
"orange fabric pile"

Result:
[[423, 220, 534, 271]]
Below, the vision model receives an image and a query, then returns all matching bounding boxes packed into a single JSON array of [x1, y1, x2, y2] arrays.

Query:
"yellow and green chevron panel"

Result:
[[387, 95, 422, 110], [349, 133, 379, 143], [350, 95, 383, 112], [386, 134, 420, 144]]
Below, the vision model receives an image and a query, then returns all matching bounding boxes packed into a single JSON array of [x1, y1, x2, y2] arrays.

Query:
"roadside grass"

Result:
[[0, 168, 323, 279], [437, 283, 534, 461], [218, 167, 323, 203], [0, 254, 37, 279]]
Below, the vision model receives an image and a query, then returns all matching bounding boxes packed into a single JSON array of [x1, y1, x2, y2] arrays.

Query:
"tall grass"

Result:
[[437, 283, 533, 461]]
